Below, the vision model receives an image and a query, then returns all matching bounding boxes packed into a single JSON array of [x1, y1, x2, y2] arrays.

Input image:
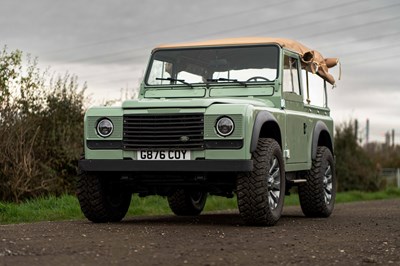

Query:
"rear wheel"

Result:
[[167, 189, 207, 216], [77, 173, 132, 223], [298, 146, 336, 217], [237, 138, 285, 226]]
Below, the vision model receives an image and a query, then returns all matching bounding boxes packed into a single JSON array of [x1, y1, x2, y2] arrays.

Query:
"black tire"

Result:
[[237, 138, 285, 226], [167, 189, 207, 216], [298, 146, 336, 217], [77, 173, 132, 223]]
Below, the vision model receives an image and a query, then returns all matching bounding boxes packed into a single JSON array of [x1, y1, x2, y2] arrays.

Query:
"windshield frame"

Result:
[[144, 44, 281, 88]]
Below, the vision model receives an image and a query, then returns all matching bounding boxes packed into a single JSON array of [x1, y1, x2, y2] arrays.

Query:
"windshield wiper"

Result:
[[207, 78, 247, 87], [156, 77, 193, 88]]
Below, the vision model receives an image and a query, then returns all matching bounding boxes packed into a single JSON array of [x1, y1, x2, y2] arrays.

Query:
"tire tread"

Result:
[[237, 138, 285, 226], [298, 146, 335, 217]]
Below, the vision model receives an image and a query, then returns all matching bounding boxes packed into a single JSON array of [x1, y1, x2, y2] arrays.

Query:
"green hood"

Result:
[[122, 98, 275, 109]]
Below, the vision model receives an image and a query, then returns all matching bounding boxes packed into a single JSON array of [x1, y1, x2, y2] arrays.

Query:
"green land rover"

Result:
[[77, 37, 339, 226]]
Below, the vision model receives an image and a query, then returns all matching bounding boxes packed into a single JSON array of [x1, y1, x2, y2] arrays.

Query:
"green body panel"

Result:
[[85, 149, 123, 160], [121, 97, 271, 109], [83, 45, 334, 173], [209, 87, 274, 97], [144, 88, 206, 98]]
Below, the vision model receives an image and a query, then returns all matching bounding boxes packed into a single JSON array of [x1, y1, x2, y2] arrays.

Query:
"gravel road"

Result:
[[1, 199, 399, 266]]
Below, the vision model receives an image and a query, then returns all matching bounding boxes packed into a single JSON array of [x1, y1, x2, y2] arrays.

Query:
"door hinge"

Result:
[[281, 99, 286, 109], [284, 149, 290, 159]]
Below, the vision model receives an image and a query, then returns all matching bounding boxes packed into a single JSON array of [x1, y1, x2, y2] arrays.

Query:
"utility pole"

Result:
[[366, 119, 369, 145], [385, 131, 391, 147], [354, 119, 358, 142], [392, 129, 395, 147], [397, 168, 400, 188]]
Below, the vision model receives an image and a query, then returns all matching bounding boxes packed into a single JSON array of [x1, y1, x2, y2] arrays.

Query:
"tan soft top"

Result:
[[155, 37, 339, 85]]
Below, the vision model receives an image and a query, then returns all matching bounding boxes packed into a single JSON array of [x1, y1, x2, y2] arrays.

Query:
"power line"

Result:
[[65, 47, 149, 64], [76, 26, 400, 80], [339, 41, 400, 58], [69, 17, 400, 66], [303, 16, 400, 40], [43, 0, 292, 56], [317, 30, 400, 50], [55, 1, 400, 81], [79, 67, 138, 80], [187, 0, 365, 40], [52, 0, 366, 64], [253, 2, 400, 38], [345, 52, 400, 66]]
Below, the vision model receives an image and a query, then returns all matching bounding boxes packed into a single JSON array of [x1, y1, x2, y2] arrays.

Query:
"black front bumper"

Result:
[[79, 159, 253, 172]]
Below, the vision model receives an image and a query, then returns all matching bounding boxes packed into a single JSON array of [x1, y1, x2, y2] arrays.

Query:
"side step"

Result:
[[289, 179, 307, 184], [285, 179, 307, 195]]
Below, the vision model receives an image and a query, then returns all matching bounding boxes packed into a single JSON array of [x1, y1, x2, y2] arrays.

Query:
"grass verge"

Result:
[[1, 188, 399, 225]]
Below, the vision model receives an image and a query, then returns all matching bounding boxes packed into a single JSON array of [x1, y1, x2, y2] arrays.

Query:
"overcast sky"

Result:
[[1, 0, 400, 144]]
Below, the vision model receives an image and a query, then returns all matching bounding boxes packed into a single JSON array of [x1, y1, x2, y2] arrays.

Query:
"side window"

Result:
[[302, 70, 326, 107], [283, 55, 301, 95]]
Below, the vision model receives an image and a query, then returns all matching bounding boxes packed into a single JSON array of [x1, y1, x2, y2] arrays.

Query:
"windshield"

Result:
[[145, 45, 279, 86]]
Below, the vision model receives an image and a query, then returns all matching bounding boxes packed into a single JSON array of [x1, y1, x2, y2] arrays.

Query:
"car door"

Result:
[[282, 52, 308, 165]]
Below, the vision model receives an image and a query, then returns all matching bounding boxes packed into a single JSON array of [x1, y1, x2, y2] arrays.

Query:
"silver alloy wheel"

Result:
[[267, 156, 281, 210], [323, 165, 333, 204], [190, 192, 204, 205]]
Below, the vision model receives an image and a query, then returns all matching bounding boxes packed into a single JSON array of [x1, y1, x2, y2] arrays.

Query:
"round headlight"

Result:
[[215, 117, 234, 137], [96, 118, 114, 138]]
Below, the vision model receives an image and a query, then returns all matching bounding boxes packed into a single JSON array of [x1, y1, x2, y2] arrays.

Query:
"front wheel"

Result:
[[77, 173, 132, 223], [237, 138, 285, 226], [298, 146, 336, 217], [167, 189, 208, 216]]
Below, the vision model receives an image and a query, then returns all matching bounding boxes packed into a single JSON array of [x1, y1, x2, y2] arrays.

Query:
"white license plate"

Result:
[[137, 150, 190, 160]]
